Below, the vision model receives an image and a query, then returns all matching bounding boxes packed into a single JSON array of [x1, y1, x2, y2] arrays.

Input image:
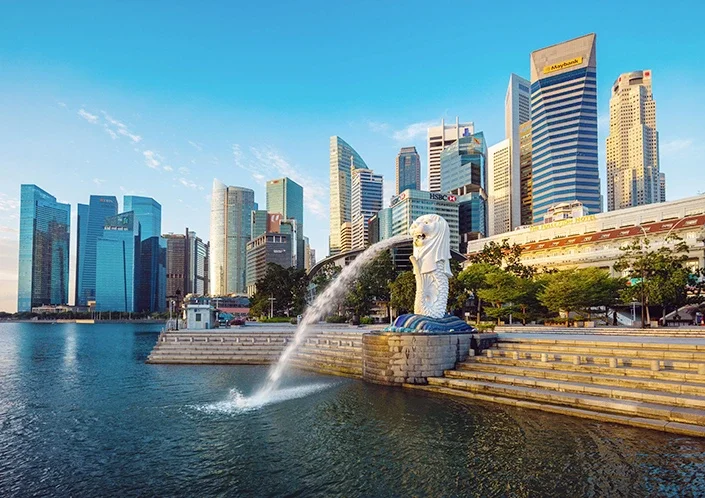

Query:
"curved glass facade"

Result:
[[329, 136, 368, 256]]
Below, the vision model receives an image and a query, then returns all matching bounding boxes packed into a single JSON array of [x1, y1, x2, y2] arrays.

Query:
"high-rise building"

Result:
[[376, 207, 393, 242], [487, 139, 511, 235], [75, 195, 118, 306], [606, 70, 661, 211], [209, 180, 255, 295], [266, 177, 305, 268], [530, 33, 601, 223], [124, 196, 161, 239], [245, 232, 292, 296], [280, 218, 299, 267], [193, 235, 208, 295], [351, 165, 383, 250], [95, 211, 140, 312], [303, 236, 313, 271], [17, 185, 71, 312], [439, 133, 488, 243], [251, 209, 269, 240], [164, 232, 189, 305], [427, 118, 474, 192], [124, 195, 165, 312], [659, 173, 666, 203], [439, 133, 486, 194], [390, 189, 460, 251], [329, 136, 368, 255], [395, 146, 421, 194], [504, 74, 532, 229], [519, 122, 533, 226], [340, 222, 353, 253]]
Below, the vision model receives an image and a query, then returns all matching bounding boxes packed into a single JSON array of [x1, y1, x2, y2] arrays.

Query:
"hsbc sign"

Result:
[[429, 193, 456, 202]]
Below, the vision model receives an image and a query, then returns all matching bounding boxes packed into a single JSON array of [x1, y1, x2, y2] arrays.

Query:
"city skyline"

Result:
[[2, 1, 705, 311]]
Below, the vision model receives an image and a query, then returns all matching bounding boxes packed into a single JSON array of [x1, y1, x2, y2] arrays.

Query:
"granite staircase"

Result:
[[408, 335, 705, 437]]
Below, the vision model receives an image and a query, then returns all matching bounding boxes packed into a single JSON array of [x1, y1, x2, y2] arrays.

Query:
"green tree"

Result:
[[458, 263, 495, 323], [250, 263, 308, 317], [614, 236, 690, 324], [513, 277, 546, 325], [390, 271, 415, 315], [467, 240, 534, 278], [538, 268, 622, 325], [311, 261, 341, 297], [477, 270, 520, 324], [344, 250, 395, 320]]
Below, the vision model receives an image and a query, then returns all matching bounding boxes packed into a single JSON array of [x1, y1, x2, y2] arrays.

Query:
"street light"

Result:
[[268, 296, 276, 319]]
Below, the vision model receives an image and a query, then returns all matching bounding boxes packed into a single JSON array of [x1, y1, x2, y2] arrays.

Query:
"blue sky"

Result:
[[1, 1, 704, 311]]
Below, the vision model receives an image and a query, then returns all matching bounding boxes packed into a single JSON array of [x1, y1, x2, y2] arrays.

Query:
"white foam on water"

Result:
[[193, 382, 335, 414]]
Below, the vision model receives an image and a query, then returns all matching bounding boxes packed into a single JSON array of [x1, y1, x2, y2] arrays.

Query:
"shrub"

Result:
[[476, 322, 496, 333], [360, 316, 375, 325], [325, 315, 347, 324]]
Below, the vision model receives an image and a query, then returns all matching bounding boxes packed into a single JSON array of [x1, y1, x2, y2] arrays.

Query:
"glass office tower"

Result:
[[95, 212, 141, 312], [75, 195, 118, 306], [123, 195, 165, 312], [530, 33, 600, 223], [266, 177, 304, 268], [17, 185, 71, 312]]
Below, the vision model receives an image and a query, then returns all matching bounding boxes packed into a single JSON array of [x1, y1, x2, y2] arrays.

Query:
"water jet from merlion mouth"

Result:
[[250, 234, 411, 403]]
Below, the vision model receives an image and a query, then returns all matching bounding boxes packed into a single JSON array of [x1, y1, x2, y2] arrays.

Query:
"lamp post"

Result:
[[268, 296, 276, 319], [636, 225, 648, 328]]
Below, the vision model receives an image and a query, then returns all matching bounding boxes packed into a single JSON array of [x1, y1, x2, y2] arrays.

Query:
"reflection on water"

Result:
[[1, 322, 704, 497]]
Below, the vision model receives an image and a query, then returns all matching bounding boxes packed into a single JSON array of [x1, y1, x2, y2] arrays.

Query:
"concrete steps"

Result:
[[147, 329, 365, 378], [410, 335, 705, 437]]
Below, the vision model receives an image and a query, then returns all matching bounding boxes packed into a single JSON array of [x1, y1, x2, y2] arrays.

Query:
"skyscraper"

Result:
[[266, 177, 304, 268], [209, 180, 255, 295], [427, 118, 474, 192], [75, 195, 118, 306], [95, 211, 140, 312], [351, 165, 383, 250], [530, 33, 601, 223], [124, 196, 161, 239], [395, 146, 421, 194], [505, 73, 532, 229], [164, 232, 189, 305], [17, 185, 71, 312], [329, 136, 368, 255], [124, 195, 165, 312], [659, 172, 666, 203], [487, 139, 512, 235], [606, 70, 661, 211], [439, 133, 486, 194], [519, 122, 533, 226]]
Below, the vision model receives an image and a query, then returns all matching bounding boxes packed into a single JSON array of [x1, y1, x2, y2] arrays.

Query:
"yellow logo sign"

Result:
[[543, 56, 583, 74], [529, 215, 596, 232]]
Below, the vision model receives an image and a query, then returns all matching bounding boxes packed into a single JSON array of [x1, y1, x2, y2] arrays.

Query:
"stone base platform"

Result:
[[362, 332, 473, 386]]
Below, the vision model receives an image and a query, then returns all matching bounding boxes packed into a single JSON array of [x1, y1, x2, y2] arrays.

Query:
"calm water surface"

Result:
[[1, 322, 704, 497]]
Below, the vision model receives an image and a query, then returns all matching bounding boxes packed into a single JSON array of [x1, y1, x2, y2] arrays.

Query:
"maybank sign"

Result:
[[543, 56, 583, 74]]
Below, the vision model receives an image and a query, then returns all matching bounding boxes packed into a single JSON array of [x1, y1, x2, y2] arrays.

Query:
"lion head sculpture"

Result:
[[408, 214, 452, 277]]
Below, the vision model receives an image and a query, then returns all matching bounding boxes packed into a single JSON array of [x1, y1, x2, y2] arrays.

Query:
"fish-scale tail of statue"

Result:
[[386, 214, 474, 334]]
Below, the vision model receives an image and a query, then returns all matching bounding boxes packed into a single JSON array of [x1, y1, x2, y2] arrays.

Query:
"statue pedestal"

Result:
[[362, 332, 472, 386]]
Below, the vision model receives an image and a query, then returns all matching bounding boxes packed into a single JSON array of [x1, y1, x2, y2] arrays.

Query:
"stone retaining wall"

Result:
[[362, 332, 472, 386]]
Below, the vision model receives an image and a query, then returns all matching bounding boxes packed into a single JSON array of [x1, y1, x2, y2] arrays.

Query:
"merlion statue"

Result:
[[384, 214, 474, 334], [409, 214, 452, 318]]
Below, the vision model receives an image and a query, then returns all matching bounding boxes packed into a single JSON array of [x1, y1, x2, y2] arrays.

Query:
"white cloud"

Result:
[[238, 145, 329, 219], [368, 119, 437, 142], [177, 177, 199, 189], [143, 150, 162, 169], [188, 140, 203, 151], [92, 178, 106, 186], [57, 101, 67, 108], [0, 194, 19, 212], [78, 109, 99, 124], [163, 165, 174, 172], [103, 126, 118, 139], [661, 138, 694, 154], [392, 120, 437, 142], [178, 166, 190, 175]]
